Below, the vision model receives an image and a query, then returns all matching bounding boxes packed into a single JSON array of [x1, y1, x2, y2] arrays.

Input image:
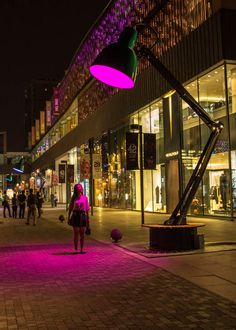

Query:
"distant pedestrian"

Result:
[[50, 193, 55, 208], [36, 191, 44, 218], [54, 192, 58, 207], [68, 183, 90, 253], [11, 193, 18, 218], [2, 190, 11, 218], [18, 190, 26, 219], [26, 189, 36, 226]]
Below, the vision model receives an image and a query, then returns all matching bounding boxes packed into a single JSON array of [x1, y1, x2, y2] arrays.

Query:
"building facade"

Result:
[[31, 0, 236, 220], [25, 79, 56, 150]]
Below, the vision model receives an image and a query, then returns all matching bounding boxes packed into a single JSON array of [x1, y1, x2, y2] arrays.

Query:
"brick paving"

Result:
[[0, 211, 235, 329]]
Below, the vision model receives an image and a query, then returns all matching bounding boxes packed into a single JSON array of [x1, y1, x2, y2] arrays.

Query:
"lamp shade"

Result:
[[13, 165, 24, 173], [90, 27, 138, 89], [13, 158, 24, 173]]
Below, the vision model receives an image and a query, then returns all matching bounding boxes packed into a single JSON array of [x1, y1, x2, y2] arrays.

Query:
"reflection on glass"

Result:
[[182, 79, 201, 211], [199, 66, 226, 122], [227, 64, 236, 216], [139, 107, 150, 133]]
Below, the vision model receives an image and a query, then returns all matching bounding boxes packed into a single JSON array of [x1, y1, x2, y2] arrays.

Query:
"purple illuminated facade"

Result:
[[51, 0, 212, 124]]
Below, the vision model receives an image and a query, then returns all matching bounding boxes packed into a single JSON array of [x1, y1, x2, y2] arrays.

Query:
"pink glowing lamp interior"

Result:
[[90, 65, 134, 89]]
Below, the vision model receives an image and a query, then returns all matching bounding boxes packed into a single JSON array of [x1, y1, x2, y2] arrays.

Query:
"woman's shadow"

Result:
[[52, 251, 86, 255], [52, 251, 79, 255]]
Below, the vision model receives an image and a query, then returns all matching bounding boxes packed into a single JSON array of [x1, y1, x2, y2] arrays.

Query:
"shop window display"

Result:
[[109, 127, 134, 209], [137, 103, 166, 213], [182, 80, 202, 214], [139, 107, 152, 211], [152, 164, 166, 212], [181, 64, 231, 217], [200, 65, 229, 216], [231, 153, 236, 215], [208, 169, 230, 215], [151, 102, 166, 212], [90, 104, 166, 213], [227, 64, 236, 115], [198, 66, 226, 124]]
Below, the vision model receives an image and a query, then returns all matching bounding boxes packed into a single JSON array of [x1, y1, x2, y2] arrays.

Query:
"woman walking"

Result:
[[68, 183, 90, 253]]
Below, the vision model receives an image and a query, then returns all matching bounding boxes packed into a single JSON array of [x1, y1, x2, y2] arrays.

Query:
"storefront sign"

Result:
[[40, 111, 45, 135], [102, 135, 109, 175], [52, 172, 59, 186], [144, 133, 156, 169], [80, 156, 90, 180], [67, 164, 74, 183], [58, 164, 66, 183], [35, 119, 40, 141], [46, 101, 52, 127], [93, 154, 102, 179], [126, 132, 139, 170], [31, 126, 36, 146], [53, 88, 59, 115], [165, 151, 179, 158]]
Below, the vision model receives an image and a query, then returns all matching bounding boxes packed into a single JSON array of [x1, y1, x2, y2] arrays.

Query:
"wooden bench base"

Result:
[[142, 224, 205, 251]]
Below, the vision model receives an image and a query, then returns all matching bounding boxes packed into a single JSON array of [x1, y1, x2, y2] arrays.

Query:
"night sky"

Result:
[[1, 0, 110, 151]]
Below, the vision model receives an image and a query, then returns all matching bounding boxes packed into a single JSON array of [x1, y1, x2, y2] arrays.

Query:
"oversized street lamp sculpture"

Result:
[[90, 26, 223, 227]]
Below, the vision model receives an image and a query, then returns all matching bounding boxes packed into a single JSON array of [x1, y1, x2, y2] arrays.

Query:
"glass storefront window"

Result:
[[182, 64, 230, 217], [32, 99, 79, 161], [129, 103, 165, 213], [151, 100, 166, 212], [227, 64, 236, 114], [231, 151, 236, 216], [109, 128, 130, 209], [139, 107, 150, 133], [181, 80, 202, 214], [227, 63, 236, 216], [130, 113, 138, 125], [139, 108, 152, 211], [200, 65, 229, 217], [199, 66, 226, 121]]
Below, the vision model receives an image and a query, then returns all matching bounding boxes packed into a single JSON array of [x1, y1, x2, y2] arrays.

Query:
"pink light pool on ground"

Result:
[[90, 65, 134, 89]]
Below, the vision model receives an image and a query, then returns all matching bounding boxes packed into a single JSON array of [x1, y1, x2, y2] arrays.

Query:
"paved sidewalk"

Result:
[[0, 207, 235, 329]]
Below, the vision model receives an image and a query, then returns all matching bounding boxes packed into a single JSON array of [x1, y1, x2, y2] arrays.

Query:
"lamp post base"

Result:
[[142, 224, 205, 251]]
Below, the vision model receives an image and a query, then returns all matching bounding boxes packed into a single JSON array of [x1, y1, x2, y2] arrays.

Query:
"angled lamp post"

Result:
[[90, 26, 223, 232]]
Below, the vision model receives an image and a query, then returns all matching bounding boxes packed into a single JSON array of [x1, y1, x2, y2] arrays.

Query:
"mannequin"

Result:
[[220, 173, 228, 210], [155, 185, 160, 203]]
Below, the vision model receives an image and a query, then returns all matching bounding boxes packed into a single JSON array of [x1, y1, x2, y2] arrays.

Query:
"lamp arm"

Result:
[[138, 45, 223, 225]]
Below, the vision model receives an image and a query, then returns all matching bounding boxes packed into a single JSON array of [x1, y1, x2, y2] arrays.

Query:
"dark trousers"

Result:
[[19, 205, 25, 218], [3, 203, 11, 217], [37, 206, 42, 218], [12, 206, 17, 218]]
